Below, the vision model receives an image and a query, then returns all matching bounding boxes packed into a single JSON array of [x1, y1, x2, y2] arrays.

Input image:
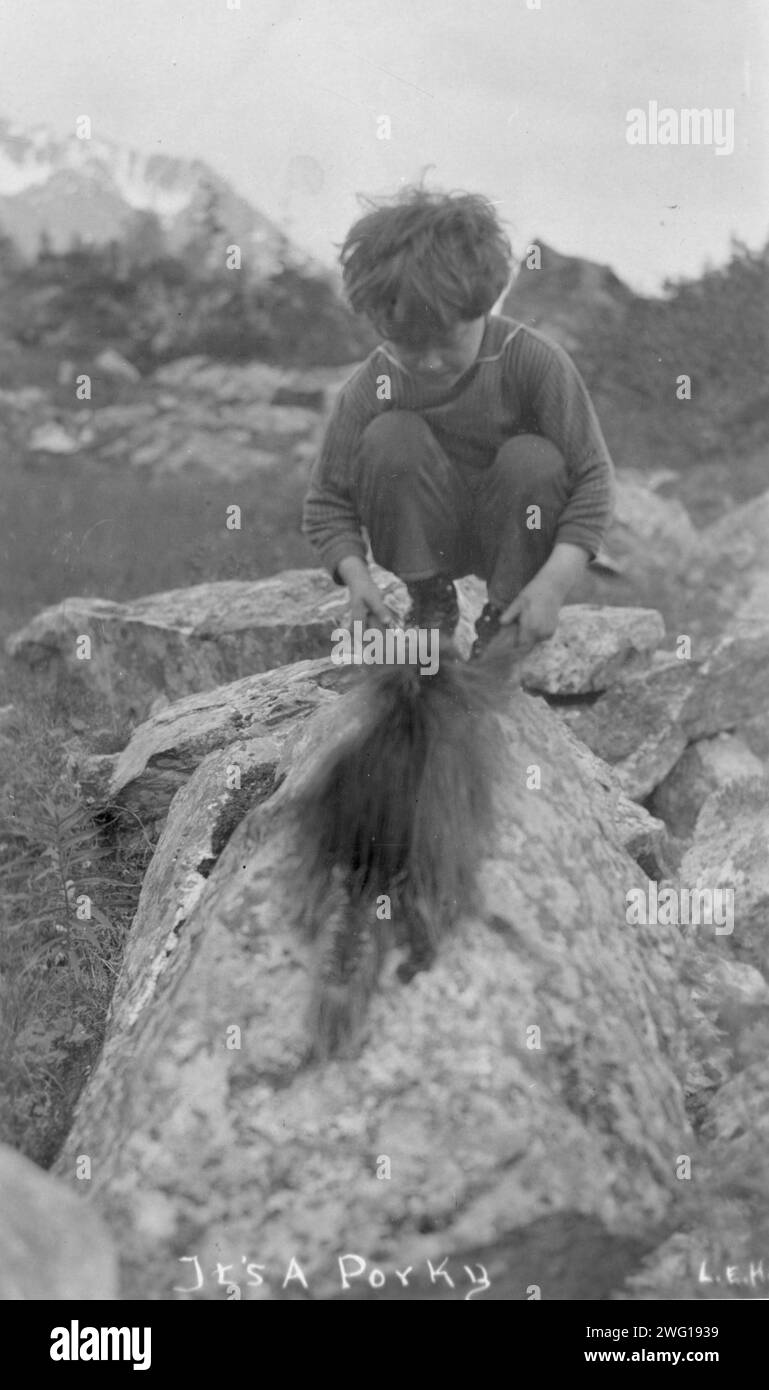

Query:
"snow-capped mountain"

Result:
[[0, 117, 298, 274]]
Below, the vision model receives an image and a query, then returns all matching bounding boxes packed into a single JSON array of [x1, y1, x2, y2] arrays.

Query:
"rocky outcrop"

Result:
[[87, 657, 673, 1055], [151, 356, 349, 408], [687, 490, 769, 637], [7, 571, 353, 725], [650, 734, 764, 839], [12, 544, 767, 820], [103, 734, 282, 1033], [502, 241, 632, 357], [680, 776, 769, 972], [518, 604, 663, 694], [552, 715, 673, 875], [55, 681, 696, 1300], [59, 595, 676, 827], [10, 354, 354, 482], [571, 470, 700, 623], [18, 556, 763, 822], [71, 657, 344, 823], [0, 1143, 117, 1299], [562, 623, 769, 799], [7, 553, 669, 726], [626, 1056, 769, 1301]]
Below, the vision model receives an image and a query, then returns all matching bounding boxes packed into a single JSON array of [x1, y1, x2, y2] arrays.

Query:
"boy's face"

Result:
[[383, 315, 486, 390]]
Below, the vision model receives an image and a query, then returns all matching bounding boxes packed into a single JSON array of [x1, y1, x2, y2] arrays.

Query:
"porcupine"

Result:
[[290, 631, 523, 1060]]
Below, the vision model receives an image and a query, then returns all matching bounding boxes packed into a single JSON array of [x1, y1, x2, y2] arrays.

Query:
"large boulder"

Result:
[[94, 664, 673, 1056], [7, 558, 665, 728], [71, 657, 344, 823], [557, 654, 692, 799], [0, 1143, 117, 1299], [502, 241, 632, 357], [55, 682, 697, 1300], [66, 598, 670, 826], [680, 776, 769, 974], [7, 571, 354, 725], [650, 734, 764, 839], [685, 490, 769, 638], [627, 1061, 769, 1301], [562, 623, 769, 800], [570, 470, 700, 624], [103, 734, 282, 1035], [519, 604, 663, 694]]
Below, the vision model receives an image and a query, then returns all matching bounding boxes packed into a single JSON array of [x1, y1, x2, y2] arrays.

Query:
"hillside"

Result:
[[504, 238, 769, 520], [0, 116, 297, 275]]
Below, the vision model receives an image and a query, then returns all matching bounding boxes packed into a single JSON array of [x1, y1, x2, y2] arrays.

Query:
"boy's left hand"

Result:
[[500, 574, 563, 647], [499, 542, 590, 648]]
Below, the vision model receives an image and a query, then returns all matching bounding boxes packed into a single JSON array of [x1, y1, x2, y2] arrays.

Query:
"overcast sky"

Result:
[[1, 0, 766, 291]]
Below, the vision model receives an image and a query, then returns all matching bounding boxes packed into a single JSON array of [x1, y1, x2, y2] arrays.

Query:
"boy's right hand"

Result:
[[337, 556, 396, 629]]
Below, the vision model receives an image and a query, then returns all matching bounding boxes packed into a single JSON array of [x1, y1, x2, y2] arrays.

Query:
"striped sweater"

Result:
[[302, 313, 615, 580]]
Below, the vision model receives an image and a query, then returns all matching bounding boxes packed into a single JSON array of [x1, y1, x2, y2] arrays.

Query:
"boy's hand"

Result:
[[499, 542, 590, 647], [337, 556, 396, 630], [500, 574, 562, 647]]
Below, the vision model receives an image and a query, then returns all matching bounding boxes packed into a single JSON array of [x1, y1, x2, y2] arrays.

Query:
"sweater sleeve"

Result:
[[302, 366, 376, 581], [510, 329, 615, 557]]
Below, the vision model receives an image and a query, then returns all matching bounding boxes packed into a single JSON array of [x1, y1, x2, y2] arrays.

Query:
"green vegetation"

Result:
[[0, 208, 377, 370], [0, 695, 153, 1164]]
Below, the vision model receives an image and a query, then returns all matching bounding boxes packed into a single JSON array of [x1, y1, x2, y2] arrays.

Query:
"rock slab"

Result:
[[56, 684, 695, 1300]]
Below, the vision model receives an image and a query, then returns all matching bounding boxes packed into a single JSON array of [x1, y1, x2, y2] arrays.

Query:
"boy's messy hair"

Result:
[[339, 186, 513, 347]]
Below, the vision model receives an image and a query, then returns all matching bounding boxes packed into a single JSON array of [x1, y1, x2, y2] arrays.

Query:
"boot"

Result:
[[471, 601, 502, 659]]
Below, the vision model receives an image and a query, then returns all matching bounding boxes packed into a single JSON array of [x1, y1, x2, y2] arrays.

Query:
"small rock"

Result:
[[0, 704, 18, 733], [91, 403, 158, 434], [94, 348, 141, 383], [0, 386, 48, 411], [272, 384, 325, 410], [152, 354, 209, 387], [220, 402, 318, 436], [28, 422, 80, 455], [153, 357, 283, 402]]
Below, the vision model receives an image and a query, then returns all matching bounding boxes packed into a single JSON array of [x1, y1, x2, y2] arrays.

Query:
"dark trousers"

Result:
[[356, 410, 571, 610]]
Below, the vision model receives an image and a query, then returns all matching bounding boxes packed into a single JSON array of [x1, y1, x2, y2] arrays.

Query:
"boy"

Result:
[[302, 187, 615, 657]]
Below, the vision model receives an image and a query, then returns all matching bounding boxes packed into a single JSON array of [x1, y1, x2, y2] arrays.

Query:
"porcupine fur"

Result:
[[291, 634, 520, 1060]]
